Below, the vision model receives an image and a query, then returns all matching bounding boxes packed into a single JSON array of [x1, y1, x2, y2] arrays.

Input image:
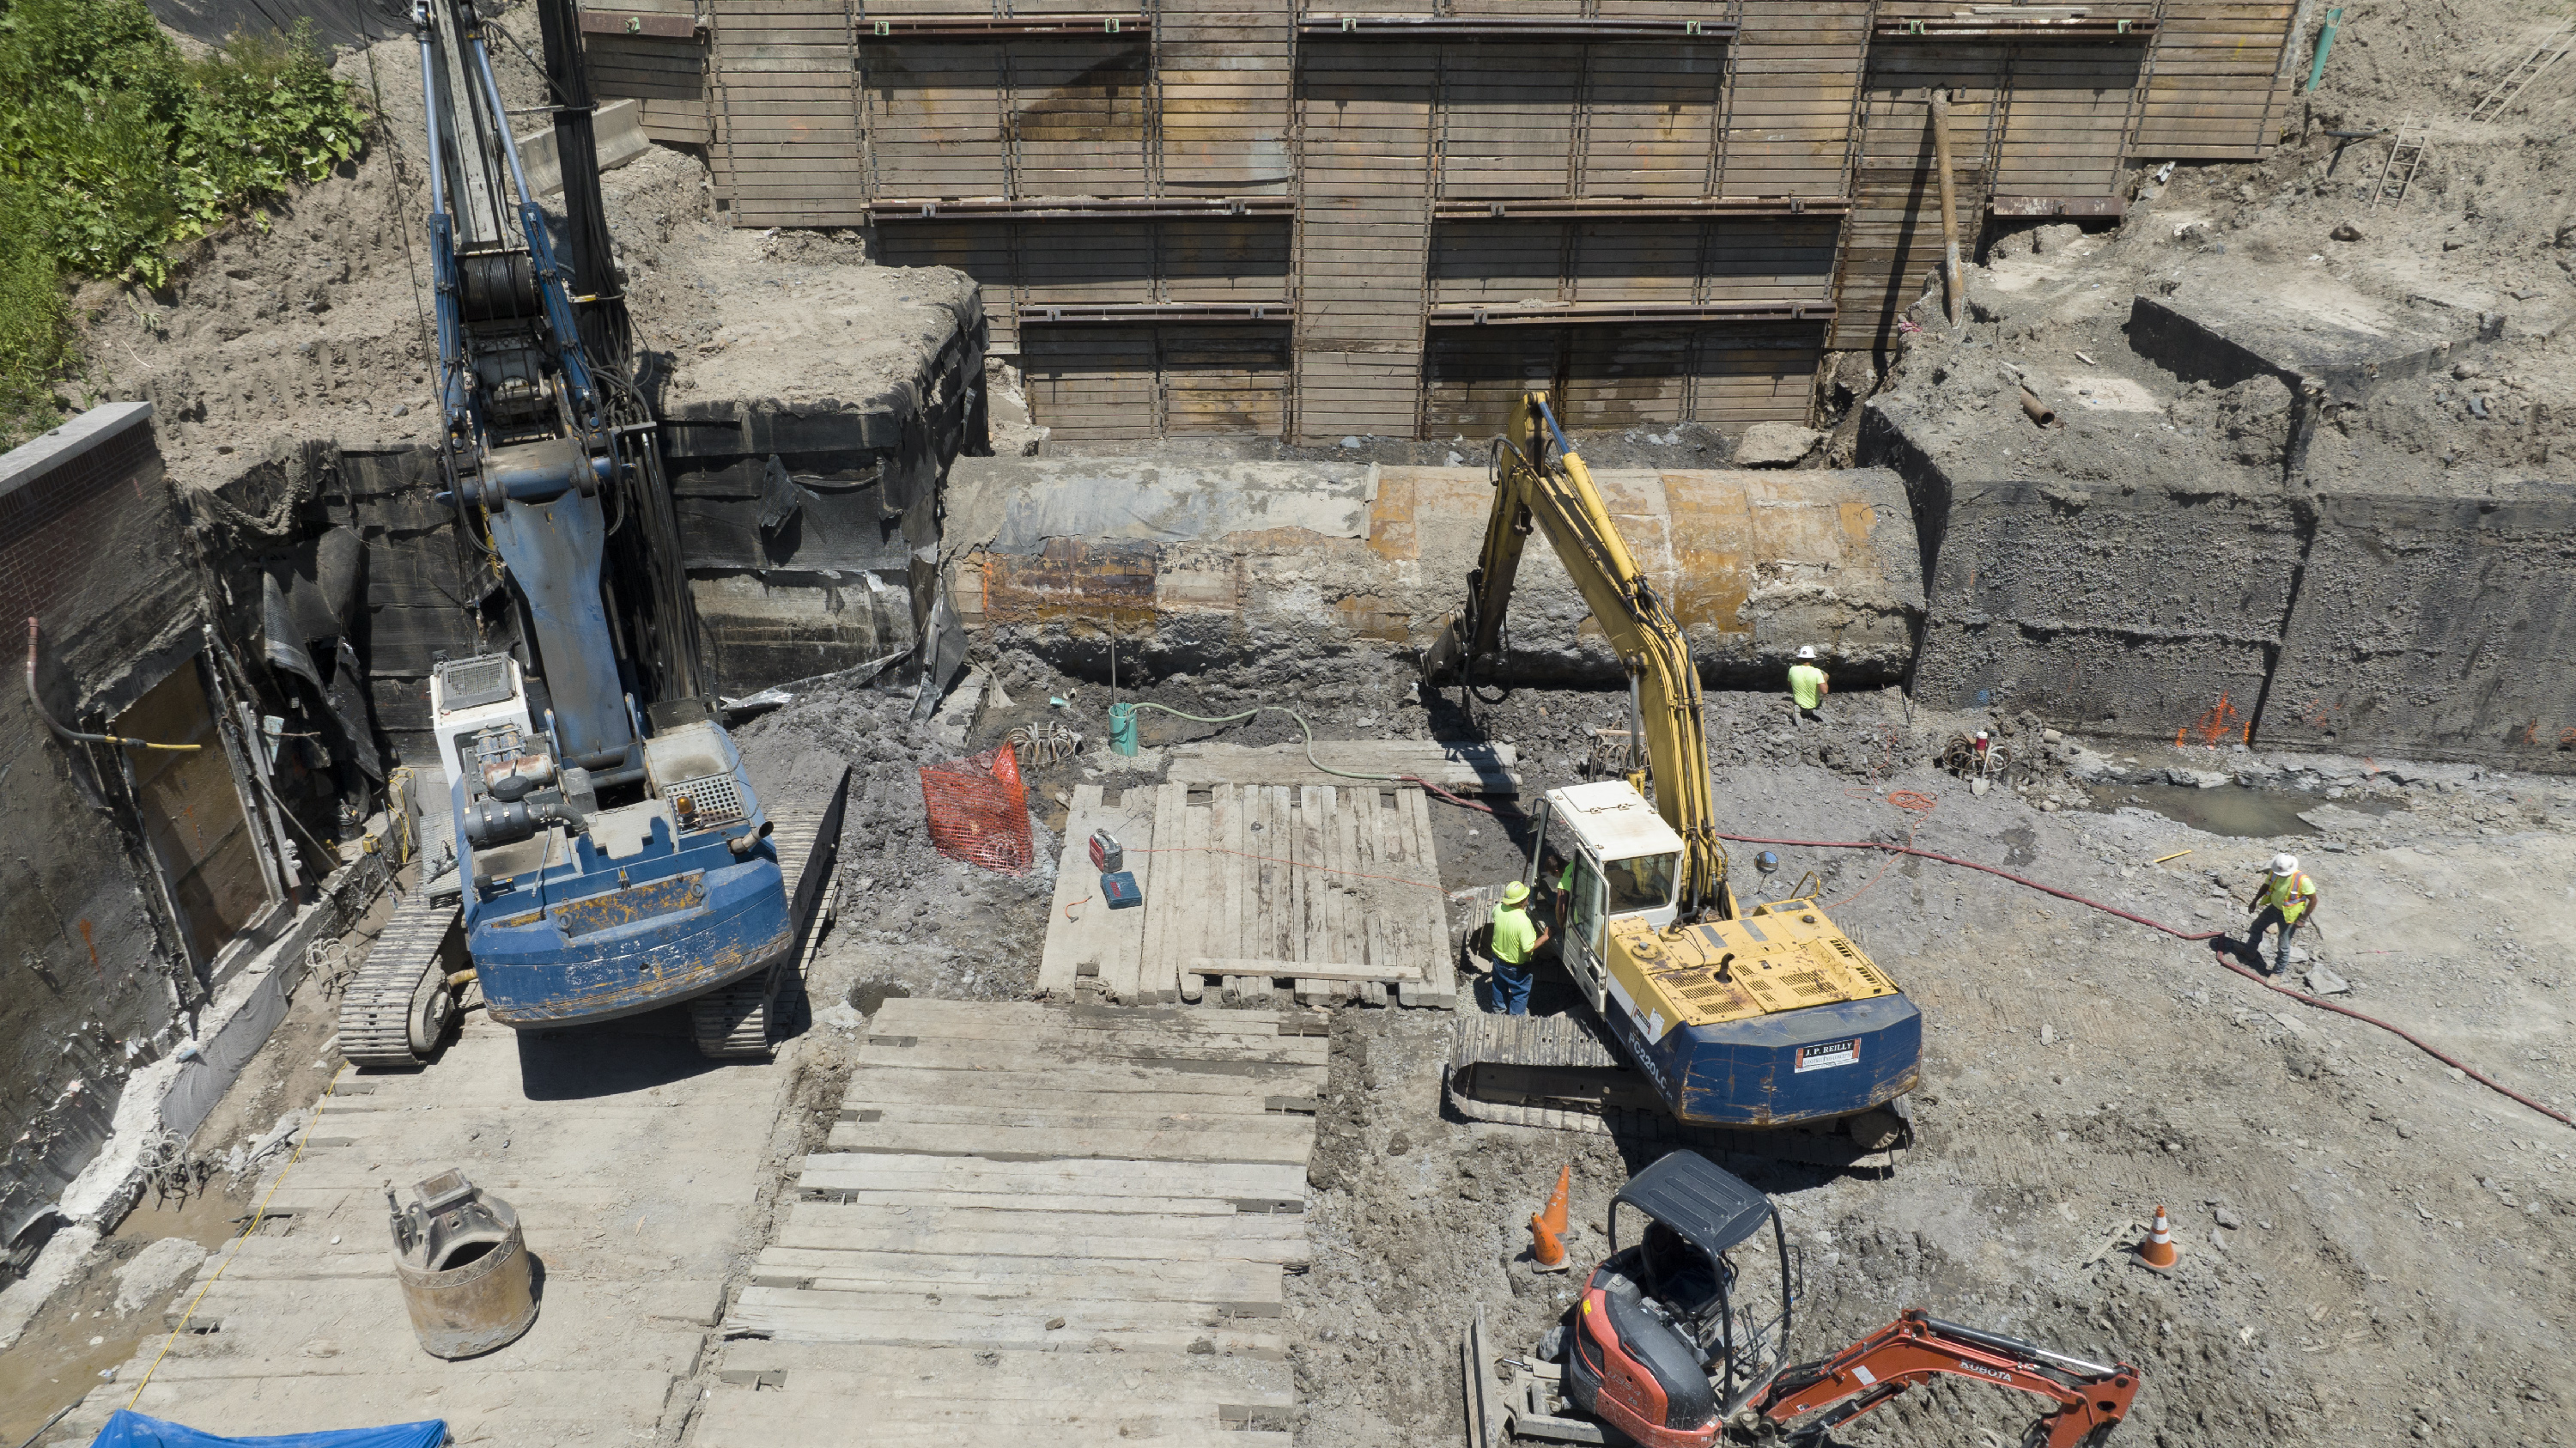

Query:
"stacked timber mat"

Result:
[[697, 998, 1324, 1446]]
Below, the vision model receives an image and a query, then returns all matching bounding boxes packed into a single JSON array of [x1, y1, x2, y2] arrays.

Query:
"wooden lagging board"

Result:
[[590, 0, 2306, 439], [696, 997, 1322, 1447], [711, 0, 867, 228], [1039, 781, 1460, 1009]]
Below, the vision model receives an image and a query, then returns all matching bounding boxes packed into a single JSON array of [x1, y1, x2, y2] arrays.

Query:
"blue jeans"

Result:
[[2247, 905, 2302, 976], [1488, 958, 1534, 1015]]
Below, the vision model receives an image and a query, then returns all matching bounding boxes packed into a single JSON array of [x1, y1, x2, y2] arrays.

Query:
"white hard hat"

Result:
[[1795, 645, 1817, 660], [2270, 853, 2299, 876]]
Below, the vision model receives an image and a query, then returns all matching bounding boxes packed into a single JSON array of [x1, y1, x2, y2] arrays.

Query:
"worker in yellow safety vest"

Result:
[[2244, 853, 2319, 977], [1485, 880, 1550, 1017], [1789, 645, 1829, 726]]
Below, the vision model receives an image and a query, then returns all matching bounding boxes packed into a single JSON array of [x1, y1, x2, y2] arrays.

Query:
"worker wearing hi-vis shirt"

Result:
[[1789, 645, 1829, 725], [1486, 880, 1550, 1016], [2245, 853, 2319, 977]]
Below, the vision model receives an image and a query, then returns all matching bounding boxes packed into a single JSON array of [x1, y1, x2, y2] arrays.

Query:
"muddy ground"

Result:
[[733, 658, 2576, 1448], [9, 664, 2569, 1448], [1275, 681, 2574, 1448]]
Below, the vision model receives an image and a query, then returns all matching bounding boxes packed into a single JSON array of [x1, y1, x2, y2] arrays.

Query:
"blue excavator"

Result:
[[340, 0, 840, 1065]]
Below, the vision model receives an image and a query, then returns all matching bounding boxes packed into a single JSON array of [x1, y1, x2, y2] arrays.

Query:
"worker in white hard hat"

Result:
[[2243, 853, 2319, 977], [1788, 645, 1829, 727]]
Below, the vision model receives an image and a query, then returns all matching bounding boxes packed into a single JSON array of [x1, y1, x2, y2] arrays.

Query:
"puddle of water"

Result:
[[2085, 783, 2407, 837], [0, 1189, 254, 1444]]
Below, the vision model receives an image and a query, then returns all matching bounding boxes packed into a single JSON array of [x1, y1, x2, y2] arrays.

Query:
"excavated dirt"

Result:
[[742, 648, 2574, 1448], [66, 9, 970, 493], [1850, 0, 2576, 493], [1282, 682, 2576, 1448]]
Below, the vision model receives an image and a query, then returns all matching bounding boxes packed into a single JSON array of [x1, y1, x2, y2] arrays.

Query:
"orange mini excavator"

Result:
[[1464, 1153, 2142, 1448]]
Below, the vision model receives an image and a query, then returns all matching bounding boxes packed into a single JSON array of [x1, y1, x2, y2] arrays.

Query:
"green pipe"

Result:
[[2306, 7, 2345, 94]]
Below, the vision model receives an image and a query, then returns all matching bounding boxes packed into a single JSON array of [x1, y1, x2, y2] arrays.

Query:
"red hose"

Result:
[[1719, 830, 2575, 1131], [1401, 777, 2572, 1129]]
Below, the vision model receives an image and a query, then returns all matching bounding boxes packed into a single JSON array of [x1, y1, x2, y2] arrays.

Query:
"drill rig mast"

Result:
[[338, 1, 793, 1064]]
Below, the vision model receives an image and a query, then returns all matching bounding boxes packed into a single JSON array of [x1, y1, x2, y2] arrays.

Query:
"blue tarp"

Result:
[[89, 1412, 446, 1448]]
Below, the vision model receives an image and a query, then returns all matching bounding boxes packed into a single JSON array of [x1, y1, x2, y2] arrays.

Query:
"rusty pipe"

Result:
[[1928, 90, 1964, 328], [2020, 388, 2057, 428]]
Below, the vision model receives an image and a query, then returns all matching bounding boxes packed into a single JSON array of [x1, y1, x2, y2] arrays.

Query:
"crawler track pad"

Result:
[[1446, 1012, 1906, 1171]]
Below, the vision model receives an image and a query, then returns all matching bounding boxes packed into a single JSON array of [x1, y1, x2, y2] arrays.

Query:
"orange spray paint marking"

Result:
[[78, 918, 98, 969], [2179, 692, 2243, 748]]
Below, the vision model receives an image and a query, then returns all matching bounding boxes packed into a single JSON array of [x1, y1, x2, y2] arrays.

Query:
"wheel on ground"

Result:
[[408, 968, 456, 1056], [1844, 1104, 1909, 1153]]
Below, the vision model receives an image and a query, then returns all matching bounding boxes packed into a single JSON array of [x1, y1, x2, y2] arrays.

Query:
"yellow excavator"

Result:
[[1426, 392, 1917, 1160]]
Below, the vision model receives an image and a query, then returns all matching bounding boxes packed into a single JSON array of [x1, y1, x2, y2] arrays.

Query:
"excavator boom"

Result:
[[1752, 1310, 2142, 1448], [1443, 396, 1728, 919], [1433, 392, 1922, 1147]]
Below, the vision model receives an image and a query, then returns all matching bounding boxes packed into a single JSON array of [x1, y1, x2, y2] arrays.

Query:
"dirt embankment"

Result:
[[70, 14, 967, 495]]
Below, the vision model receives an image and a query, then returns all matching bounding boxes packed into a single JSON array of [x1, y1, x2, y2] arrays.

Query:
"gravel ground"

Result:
[[802, 661, 2576, 1448]]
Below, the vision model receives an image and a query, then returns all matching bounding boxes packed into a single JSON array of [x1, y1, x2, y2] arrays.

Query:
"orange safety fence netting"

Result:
[[919, 745, 1034, 874]]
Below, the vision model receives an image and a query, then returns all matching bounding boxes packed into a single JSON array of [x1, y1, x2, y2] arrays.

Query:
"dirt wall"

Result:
[[2266, 480, 2576, 767]]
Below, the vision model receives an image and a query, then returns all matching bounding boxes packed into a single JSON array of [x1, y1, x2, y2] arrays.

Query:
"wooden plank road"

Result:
[[694, 997, 1321, 1447], [1038, 779, 1460, 1011]]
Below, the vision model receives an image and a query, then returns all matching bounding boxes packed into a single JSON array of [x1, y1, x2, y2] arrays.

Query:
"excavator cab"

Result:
[[1500, 1152, 1791, 1448], [1475, 1153, 2145, 1448], [1544, 781, 1686, 1003]]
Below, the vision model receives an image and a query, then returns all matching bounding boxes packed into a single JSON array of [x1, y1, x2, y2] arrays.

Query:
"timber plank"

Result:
[[796, 1152, 1307, 1200], [823, 1116, 1316, 1163]]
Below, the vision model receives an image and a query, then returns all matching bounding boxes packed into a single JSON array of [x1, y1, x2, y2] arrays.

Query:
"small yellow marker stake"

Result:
[[2154, 849, 2195, 865]]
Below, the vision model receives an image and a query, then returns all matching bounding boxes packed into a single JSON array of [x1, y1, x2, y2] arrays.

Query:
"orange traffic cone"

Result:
[[1530, 1165, 1572, 1273], [2133, 1204, 2180, 1273]]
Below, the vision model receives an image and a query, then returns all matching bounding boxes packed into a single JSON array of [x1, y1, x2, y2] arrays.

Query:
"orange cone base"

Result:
[[2132, 1243, 2180, 1274], [1529, 1214, 1572, 1273]]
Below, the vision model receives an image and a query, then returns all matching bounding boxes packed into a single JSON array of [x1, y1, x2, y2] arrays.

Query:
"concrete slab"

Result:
[[2127, 271, 2496, 404], [951, 464, 1926, 689], [52, 1010, 794, 1445]]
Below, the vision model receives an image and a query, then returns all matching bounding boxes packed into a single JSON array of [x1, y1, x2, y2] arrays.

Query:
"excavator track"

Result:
[[1447, 1011, 1911, 1169], [690, 962, 782, 1059], [687, 765, 849, 1060], [340, 889, 463, 1068]]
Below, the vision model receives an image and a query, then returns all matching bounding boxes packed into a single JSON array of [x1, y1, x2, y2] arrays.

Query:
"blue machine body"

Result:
[[456, 778, 793, 1025], [416, 0, 788, 1031], [1607, 991, 1923, 1129]]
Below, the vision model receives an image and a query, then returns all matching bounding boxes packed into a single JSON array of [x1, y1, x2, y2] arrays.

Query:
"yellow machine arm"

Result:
[[1432, 392, 1733, 922]]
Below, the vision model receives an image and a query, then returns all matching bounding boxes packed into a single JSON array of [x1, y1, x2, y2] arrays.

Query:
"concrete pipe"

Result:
[[945, 459, 1926, 689], [388, 1170, 538, 1359]]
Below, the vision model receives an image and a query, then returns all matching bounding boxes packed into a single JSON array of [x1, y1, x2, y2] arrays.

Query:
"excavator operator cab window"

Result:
[[1567, 858, 1609, 958], [1640, 1219, 1732, 1329], [1603, 852, 1680, 916]]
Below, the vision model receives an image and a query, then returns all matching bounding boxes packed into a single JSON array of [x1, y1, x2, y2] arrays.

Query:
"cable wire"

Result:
[[1398, 776, 2572, 1131], [126, 1063, 347, 1406], [1717, 829, 2576, 1132], [1120, 702, 1395, 782]]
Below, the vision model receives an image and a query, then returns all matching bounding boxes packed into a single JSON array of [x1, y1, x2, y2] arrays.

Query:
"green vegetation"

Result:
[[0, 0, 369, 447]]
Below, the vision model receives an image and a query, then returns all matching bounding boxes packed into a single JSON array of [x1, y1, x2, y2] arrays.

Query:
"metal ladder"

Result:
[[2368, 118, 2428, 208], [2469, 21, 2576, 122]]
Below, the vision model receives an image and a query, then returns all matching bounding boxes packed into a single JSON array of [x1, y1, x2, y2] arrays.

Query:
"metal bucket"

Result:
[[388, 1169, 538, 1359]]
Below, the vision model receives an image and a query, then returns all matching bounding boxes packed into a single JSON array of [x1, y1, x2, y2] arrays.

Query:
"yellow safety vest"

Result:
[[1490, 902, 1539, 964], [2262, 871, 2316, 924]]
